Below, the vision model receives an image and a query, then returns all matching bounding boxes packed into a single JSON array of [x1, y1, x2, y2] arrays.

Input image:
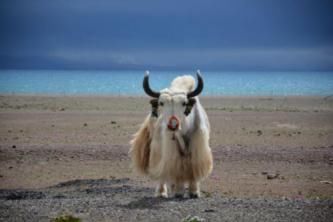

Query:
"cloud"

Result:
[[1, 0, 333, 70]]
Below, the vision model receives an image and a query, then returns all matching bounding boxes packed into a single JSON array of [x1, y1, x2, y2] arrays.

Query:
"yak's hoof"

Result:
[[189, 193, 200, 199], [174, 193, 184, 199], [155, 192, 168, 198]]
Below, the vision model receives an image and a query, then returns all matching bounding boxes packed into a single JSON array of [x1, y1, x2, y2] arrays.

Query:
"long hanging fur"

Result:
[[145, 104, 212, 184], [129, 115, 155, 174]]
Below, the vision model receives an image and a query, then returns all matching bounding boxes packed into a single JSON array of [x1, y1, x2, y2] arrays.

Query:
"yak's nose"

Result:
[[167, 115, 180, 131]]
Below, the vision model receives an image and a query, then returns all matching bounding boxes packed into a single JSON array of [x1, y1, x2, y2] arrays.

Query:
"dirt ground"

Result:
[[0, 95, 333, 221]]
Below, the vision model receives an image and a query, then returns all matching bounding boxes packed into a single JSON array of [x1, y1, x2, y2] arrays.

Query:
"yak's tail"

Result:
[[129, 115, 154, 175]]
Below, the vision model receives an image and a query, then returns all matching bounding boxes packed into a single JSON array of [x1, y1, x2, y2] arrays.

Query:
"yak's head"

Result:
[[143, 70, 204, 131]]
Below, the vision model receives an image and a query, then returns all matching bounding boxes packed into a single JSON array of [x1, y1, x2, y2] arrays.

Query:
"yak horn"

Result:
[[187, 70, 204, 98], [143, 71, 160, 98]]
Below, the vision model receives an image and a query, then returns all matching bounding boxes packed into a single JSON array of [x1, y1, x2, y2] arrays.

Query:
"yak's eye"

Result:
[[182, 102, 186, 106], [159, 102, 164, 106]]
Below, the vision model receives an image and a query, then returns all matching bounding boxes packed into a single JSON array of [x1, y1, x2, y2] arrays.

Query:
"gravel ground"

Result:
[[1, 178, 332, 222]]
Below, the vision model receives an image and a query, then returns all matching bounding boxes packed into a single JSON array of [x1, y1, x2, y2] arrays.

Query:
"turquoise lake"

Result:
[[0, 70, 332, 96]]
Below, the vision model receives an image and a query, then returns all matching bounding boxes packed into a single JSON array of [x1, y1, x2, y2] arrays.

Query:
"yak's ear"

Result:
[[188, 98, 196, 106], [150, 99, 159, 107], [184, 98, 196, 116], [150, 99, 159, 117]]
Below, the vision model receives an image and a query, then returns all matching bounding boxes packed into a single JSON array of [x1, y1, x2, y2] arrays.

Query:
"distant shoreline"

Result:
[[1, 94, 332, 113], [0, 93, 332, 99]]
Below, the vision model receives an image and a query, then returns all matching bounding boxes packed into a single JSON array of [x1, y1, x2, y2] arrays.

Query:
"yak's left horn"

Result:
[[187, 70, 204, 98], [143, 71, 160, 98]]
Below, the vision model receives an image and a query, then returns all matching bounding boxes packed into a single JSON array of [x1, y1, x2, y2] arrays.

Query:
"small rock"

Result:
[[59, 107, 65, 111], [12, 145, 16, 149], [204, 209, 215, 213], [261, 171, 268, 175], [51, 124, 55, 127], [83, 123, 88, 127], [267, 173, 280, 180], [111, 121, 117, 124], [8, 166, 13, 169], [0, 175, 3, 178], [281, 196, 289, 200], [257, 130, 263, 136], [182, 215, 205, 222], [320, 180, 332, 184], [53, 194, 66, 199]]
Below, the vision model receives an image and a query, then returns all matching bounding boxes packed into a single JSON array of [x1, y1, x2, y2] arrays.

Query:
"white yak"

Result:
[[130, 70, 213, 198]]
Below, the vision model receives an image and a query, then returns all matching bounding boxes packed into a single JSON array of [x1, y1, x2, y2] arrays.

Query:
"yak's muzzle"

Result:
[[167, 115, 180, 131]]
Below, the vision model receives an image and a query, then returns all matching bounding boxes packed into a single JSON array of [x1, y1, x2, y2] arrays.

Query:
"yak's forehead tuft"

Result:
[[159, 91, 187, 104], [159, 92, 172, 101], [172, 94, 187, 104]]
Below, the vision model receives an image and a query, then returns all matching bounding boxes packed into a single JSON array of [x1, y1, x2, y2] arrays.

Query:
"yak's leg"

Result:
[[155, 182, 168, 198], [189, 181, 200, 198], [172, 183, 185, 198]]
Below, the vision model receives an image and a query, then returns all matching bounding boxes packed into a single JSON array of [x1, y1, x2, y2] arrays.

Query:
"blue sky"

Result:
[[0, 0, 332, 71]]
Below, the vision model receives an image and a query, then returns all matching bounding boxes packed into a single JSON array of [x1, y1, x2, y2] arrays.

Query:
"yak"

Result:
[[130, 70, 213, 198]]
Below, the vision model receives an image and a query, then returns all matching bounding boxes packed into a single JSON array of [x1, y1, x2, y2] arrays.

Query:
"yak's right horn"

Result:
[[143, 71, 160, 98], [187, 70, 204, 98]]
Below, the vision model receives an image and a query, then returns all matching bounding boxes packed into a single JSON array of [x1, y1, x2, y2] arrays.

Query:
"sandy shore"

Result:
[[0, 95, 332, 221], [1, 95, 332, 196]]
